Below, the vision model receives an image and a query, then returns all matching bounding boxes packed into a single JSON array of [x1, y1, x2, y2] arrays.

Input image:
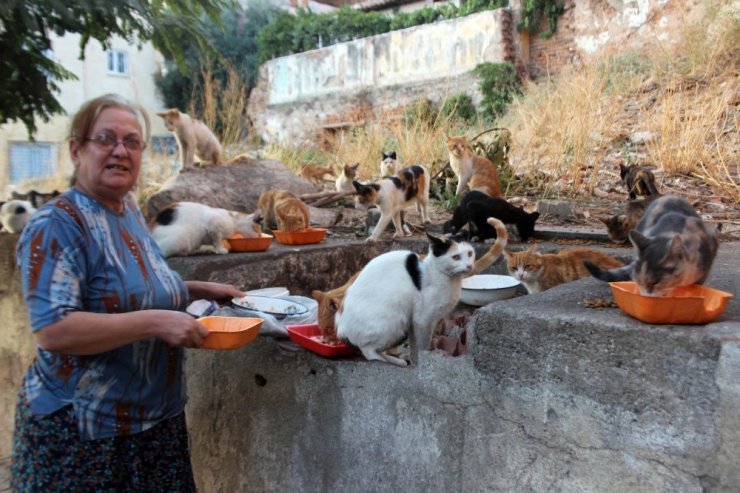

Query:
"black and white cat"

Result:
[[336, 233, 475, 367], [151, 202, 261, 257], [443, 191, 540, 242], [380, 151, 399, 177], [353, 164, 431, 242], [0, 199, 37, 233], [586, 195, 719, 296]]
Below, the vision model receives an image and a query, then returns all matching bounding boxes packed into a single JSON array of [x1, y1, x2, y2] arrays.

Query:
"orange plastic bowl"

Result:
[[198, 316, 263, 349], [286, 323, 358, 358], [272, 228, 328, 245], [227, 233, 273, 252], [609, 282, 733, 325]]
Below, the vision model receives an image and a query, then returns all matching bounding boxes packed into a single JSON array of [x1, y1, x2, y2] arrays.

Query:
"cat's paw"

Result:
[[365, 237, 377, 243]]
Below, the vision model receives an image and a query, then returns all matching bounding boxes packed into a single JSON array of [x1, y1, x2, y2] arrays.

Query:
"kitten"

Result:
[[443, 190, 540, 242], [446, 135, 501, 197], [505, 245, 624, 293], [335, 162, 361, 193], [336, 233, 475, 366], [0, 199, 37, 234], [156, 108, 221, 169], [257, 189, 310, 232], [380, 151, 399, 177], [314, 217, 508, 339], [599, 194, 661, 243], [151, 202, 261, 257], [586, 195, 719, 296], [353, 164, 431, 242], [619, 163, 659, 200], [298, 163, 336, 185]]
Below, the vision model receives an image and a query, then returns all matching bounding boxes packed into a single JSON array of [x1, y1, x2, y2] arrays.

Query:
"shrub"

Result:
[[474, 62, 522, 122]]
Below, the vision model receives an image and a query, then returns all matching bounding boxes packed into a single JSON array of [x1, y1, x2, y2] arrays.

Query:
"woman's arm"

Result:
[[35, 309, 209, 355], [185, 281, 246, 302]]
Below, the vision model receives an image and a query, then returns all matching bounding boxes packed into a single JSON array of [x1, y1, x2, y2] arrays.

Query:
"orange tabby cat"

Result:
[[256, 189, 310, 232], [299, 163, 336, 185], [446, 135, 501, 197], [312, 217, 508, 339], [505, 245, 624, 293]]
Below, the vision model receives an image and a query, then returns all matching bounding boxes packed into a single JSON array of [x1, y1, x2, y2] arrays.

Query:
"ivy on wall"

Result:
[[257, 1, 508, 64], [518, 0, 565, 38]]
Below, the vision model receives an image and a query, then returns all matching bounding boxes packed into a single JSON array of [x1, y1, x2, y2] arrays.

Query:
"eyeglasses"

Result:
[[85, 132, 147, 152]]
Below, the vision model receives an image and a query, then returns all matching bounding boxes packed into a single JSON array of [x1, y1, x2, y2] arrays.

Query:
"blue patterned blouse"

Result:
[[17, 188, 189, 440]]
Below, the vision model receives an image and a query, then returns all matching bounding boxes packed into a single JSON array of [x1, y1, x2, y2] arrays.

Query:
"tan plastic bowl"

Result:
[[610, 282, 733, 325], [272, 227, 328, 245], [198, 316, 263, 350]]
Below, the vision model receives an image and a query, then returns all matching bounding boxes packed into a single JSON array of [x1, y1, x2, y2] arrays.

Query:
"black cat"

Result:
[[443, 191, 539, 241]]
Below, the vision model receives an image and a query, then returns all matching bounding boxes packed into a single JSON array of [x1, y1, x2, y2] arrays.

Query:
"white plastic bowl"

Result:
[[460, 275, 521, 306]]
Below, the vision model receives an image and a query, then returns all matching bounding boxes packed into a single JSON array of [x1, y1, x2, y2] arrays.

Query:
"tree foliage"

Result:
[[474, 62, 522, 122], [0, 0, 232, 137]]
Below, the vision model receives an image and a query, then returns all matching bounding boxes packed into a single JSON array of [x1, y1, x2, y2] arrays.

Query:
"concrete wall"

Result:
[[247, 0, 715, 143], [247, 9, 515, 143], [2, 232, 738, 491]]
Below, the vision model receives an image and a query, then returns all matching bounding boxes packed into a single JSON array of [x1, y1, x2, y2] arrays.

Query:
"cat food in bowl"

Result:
[[460, 274, 521, 306], [227, 233, 273, 252], [609, 282, 733, 325], [198, 316, 263, 350], [286, 323, 358, 358], [272, 228, 328, 245]]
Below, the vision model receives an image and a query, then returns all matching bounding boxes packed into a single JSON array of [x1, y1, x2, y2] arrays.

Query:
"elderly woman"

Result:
[[11, 94, 242, 491]]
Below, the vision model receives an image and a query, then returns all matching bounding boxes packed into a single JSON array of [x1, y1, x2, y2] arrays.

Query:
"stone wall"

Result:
[[247, 0, 713, 143]]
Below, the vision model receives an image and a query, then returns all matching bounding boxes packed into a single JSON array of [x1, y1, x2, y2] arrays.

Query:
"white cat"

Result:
[[336, 233, 475, 367], [380, 151, 399, 177], [156, 108, 221, 169], [335, 162, 360, 193], [151, 202, 260, 257], [0, 199, 36, 233], [353, 164, 431, 242]]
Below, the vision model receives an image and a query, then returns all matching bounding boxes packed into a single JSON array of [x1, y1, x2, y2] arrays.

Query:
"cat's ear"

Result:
[[528, 244, 539, 254], [628, 230, 650, 251], [350, 162, 360, 170], [311, 290, 324, 302], [598, 216, 611, 226], [352, 180, 364, 192], [665, 234, 687, 261], [155, 112, 166, 118], [328, 297, 342, 312]]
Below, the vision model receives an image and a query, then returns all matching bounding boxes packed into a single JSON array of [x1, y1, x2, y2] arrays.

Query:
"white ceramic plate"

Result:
[[247, 287, 290, 298], [231, 295, 308, 319]]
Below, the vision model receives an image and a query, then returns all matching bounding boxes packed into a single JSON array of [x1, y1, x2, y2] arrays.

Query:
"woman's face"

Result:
[[70, 107, 144, 209]]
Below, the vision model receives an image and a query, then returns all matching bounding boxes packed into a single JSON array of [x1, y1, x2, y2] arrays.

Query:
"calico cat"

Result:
[[599, 194, 661, 243], [11, 189, 60, 209], [586, 195, 719, 296], [505, 245, 624, 293], [353, 164, 431, 242], [446, 135, 501, 197], [336, 233, 475, 366], [298, 163, 336, 184], [335, 162, 361, 193], [380, 151, 399, 177], [619, 163, 659, 199], [443, 190, 540, 242], [314, 217, 508, 339], [257, 189, 310, 232], [0, 199, 37, 234], [151, 202, 261, 257], [156, 108, 221, 169]]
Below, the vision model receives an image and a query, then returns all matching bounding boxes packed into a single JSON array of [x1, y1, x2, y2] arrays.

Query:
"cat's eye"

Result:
[[85, 132, 146, 152], [452, 254, 460, 260]]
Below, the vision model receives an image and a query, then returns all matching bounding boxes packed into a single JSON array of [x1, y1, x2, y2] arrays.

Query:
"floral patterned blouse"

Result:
[[17, 188, 189, 440]]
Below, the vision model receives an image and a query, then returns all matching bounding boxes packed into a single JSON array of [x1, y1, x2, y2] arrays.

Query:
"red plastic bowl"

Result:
[[286, 323, 358, 358]]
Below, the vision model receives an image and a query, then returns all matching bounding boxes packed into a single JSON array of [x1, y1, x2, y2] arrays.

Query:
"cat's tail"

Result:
[[470, 218, 507, 275], [584, 261, 633, 282]]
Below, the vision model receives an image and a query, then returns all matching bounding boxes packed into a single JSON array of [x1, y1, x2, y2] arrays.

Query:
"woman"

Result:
[[11, 94, 242, 491]]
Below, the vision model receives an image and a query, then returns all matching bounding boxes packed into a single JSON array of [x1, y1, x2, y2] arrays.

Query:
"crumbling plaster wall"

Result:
[[248, 0, 712, 144]]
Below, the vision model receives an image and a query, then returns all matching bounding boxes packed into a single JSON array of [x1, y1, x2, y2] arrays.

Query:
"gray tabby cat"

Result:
[[586, 195, 719, 296]]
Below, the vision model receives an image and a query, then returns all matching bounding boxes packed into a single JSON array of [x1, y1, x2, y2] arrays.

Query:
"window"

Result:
[[9, 142, 58, 183], [106, 49, 129, 75]]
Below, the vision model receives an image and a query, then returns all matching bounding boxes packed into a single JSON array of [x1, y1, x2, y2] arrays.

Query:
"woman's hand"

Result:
[[185, 281, 246, 304], [149, 310, 210, 348]]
